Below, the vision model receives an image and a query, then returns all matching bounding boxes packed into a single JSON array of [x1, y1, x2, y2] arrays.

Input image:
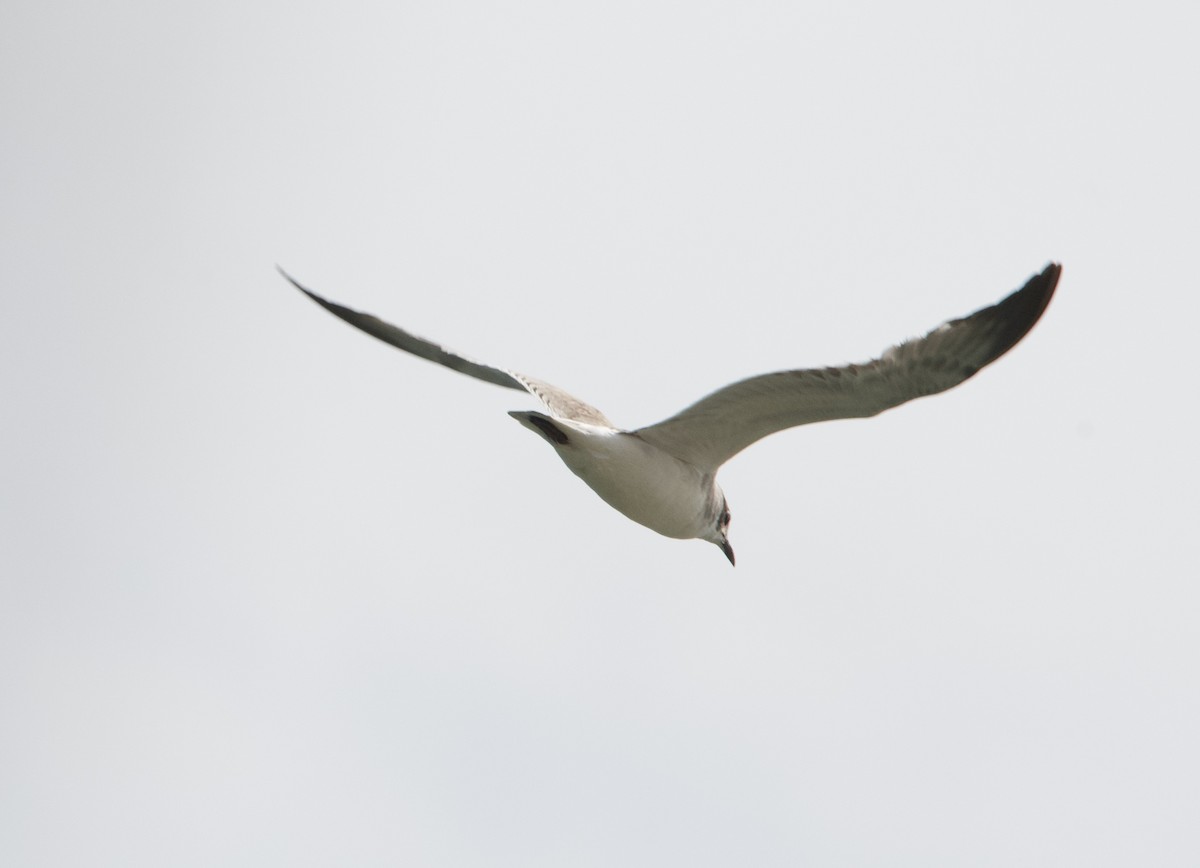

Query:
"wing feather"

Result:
[[634, 263, 1060, 471], [282, 269, 612, 427]]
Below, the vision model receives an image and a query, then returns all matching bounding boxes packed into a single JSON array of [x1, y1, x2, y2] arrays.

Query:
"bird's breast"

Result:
[[551, 427, 715, 540]]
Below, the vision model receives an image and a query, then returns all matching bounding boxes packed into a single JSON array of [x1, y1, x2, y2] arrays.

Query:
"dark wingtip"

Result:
[[1033, 261, 1062, 310], [277, 265, 319, 300], [278, 267, 357, 322], [1011, 261, 1060, 317], [974, 261, 1061, 368], [276, 263, 301, 288]]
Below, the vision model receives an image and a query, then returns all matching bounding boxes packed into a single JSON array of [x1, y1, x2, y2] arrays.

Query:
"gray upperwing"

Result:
[[634, 263, 1060, 472], [282, 268, 613, 427]]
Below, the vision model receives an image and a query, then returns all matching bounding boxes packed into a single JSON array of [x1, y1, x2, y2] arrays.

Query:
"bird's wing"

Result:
[[634, 263, 1060, 472], [282, 269, 613, 427]]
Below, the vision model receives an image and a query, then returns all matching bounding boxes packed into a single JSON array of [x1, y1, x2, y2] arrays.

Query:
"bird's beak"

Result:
[[721, 539, 736, 566]]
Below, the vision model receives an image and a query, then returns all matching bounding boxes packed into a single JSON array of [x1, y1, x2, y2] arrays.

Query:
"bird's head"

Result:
[[703, 497, 735, 566]]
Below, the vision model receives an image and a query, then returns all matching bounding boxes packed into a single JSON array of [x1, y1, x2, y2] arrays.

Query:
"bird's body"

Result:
[[284, 262, 1060, 564], [510, 411, 723, 542]]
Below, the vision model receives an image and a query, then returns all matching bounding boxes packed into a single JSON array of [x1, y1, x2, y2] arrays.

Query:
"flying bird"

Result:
[[284, 263, 1060, 564]]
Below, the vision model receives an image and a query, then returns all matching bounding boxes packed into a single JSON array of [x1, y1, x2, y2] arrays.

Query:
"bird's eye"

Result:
[[722, 506, 731, 527]]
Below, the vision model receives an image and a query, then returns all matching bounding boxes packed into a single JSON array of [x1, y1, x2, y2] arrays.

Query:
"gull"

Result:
[[284, 263, 1060, 565]]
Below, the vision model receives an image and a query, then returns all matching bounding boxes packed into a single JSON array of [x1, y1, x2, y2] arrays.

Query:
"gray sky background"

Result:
[[2, 1, 1197, 865]]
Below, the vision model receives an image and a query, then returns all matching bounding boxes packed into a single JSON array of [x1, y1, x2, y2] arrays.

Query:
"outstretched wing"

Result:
[[282, 268, 612, 427], [634, 263, 1060, 472]]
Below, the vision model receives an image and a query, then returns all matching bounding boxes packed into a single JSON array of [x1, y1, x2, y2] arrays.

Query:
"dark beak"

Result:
[[721, 539, 736, 566]]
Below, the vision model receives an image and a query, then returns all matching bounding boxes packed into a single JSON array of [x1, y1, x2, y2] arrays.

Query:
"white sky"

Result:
[[2, 1, 1198, 865]]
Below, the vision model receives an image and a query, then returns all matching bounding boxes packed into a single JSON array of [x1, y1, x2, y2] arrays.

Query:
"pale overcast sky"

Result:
[[2, 1, 1197, 865]]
